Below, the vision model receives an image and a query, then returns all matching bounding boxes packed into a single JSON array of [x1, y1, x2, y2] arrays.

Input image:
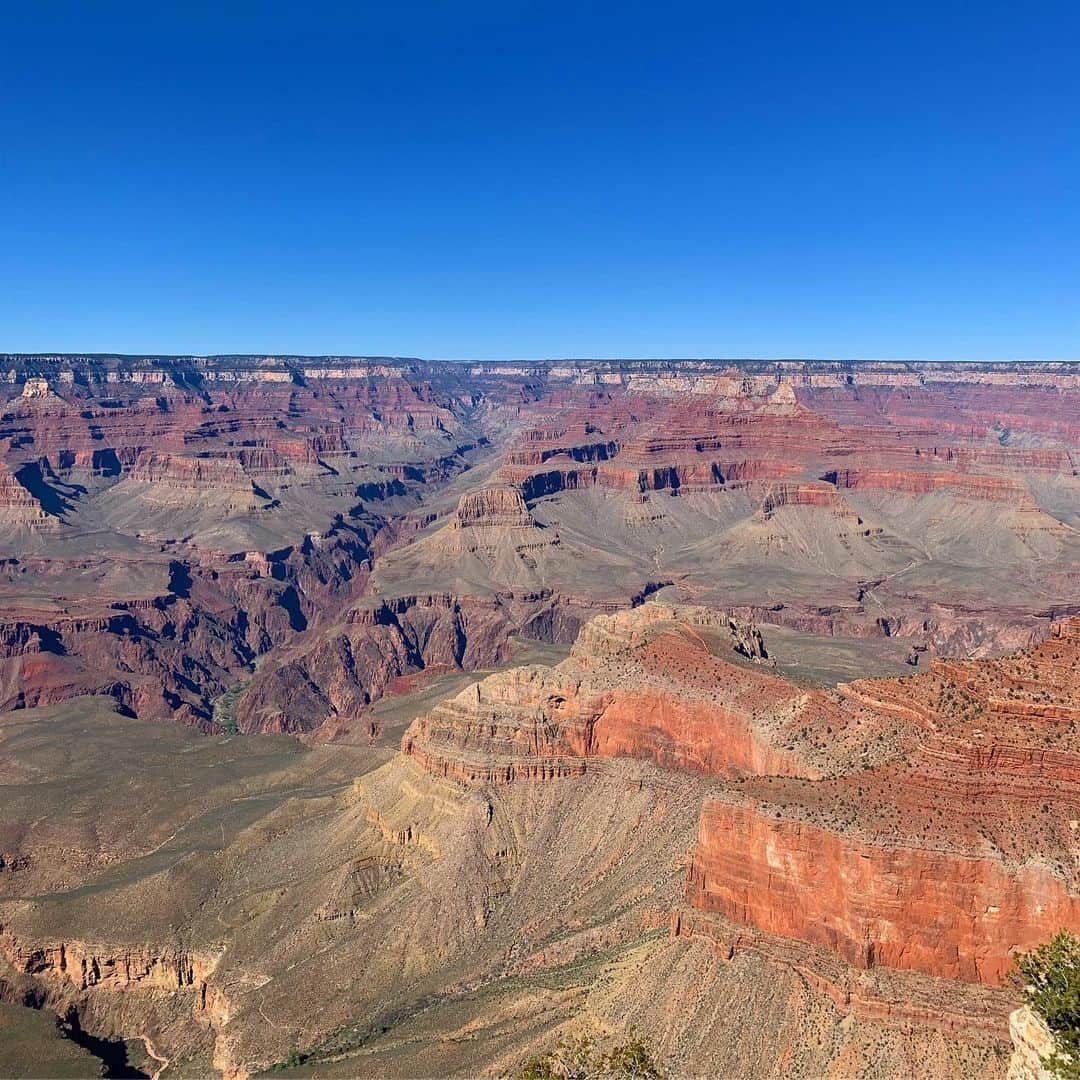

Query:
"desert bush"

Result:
[[1015, 930, 1080, 1078], [515, 1032, 664, 1079]]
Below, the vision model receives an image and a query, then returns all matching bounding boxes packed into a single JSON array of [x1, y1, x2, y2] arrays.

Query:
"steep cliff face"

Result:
[[0, 925, 218, 996], [821, 467, 1041, 502], [687, 799, 1080, 985], [400, 605, 1080, 1002], [0, 461, 53, 527], [680, 618, 1080, 988]]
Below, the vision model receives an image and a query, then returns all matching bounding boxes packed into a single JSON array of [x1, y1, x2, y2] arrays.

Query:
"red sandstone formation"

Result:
[[687, 798, 1080, 986], [401, 605, 1080, 1001], [403, 606, 820, 782]]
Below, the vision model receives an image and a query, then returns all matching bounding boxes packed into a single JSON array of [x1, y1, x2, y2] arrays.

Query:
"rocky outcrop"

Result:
[[403, 605, 822, 782], [1008, 1006, 1057, 1080], [0, 460, 51, 527], [0, 925, 218, 997], [727, 617, 767, 660], [452, 486, 532, 527]]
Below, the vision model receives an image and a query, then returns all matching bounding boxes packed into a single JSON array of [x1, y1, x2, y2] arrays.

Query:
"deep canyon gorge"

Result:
[[0, 354, 1077, 1078]]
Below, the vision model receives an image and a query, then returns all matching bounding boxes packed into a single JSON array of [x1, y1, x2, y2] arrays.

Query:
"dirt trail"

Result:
[[137, 1035, 169, 1080]]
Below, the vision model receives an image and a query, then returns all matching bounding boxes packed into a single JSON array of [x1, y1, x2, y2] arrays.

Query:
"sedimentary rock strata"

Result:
[[0, 355, 1075, 732], [1, 603, 1077, 1078], [0, 926, 217, 996], [402, 603, 1080, 1013], [0, 355, 1077, 1078]]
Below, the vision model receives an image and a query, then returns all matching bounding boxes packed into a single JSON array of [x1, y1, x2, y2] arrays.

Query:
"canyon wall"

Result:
[[400, 605, 1080, 999]]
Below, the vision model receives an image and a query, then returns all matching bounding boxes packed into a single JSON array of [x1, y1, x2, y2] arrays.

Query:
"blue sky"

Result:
[[1, 1, 1077, 359]]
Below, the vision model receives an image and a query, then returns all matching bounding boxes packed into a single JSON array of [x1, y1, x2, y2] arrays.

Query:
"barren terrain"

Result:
[[0, 355, 1076, 1077]]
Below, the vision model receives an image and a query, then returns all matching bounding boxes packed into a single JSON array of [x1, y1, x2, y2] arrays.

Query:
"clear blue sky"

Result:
[[2, 1, 1077, 359]]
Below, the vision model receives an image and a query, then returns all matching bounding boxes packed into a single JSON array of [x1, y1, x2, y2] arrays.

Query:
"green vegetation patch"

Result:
[[1016, 930, 1080, 1079]]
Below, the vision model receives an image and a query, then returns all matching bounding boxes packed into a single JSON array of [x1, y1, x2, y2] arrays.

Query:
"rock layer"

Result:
[[403, 604, 1080, 995]]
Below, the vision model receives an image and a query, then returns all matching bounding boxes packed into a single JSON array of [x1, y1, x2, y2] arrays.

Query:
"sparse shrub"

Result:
[[1014, 930, 1080, 1078], [516, 1032, 664, 1079], [600, 1037, 665, 1078], [270, 1047, 307, 1072], [213, 680, 250, 735]]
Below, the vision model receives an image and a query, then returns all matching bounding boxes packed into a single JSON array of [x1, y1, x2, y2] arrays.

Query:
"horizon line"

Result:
[[2, 351, 1079, 365]]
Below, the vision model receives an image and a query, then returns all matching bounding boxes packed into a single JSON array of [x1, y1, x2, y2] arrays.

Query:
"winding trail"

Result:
[[136, 1035, 169, 1080]]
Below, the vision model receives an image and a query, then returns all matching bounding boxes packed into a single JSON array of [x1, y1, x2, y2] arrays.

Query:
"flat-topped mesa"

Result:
[[19, 376, 60, 401], [452, 486, 532, 528], [118, 451, 278, 521], [129, 450, 261, 491], [403, 603, 824, 785], [756, 481, 853, 520], [370, 486, 574, 598], [129, 446, 310, 491]]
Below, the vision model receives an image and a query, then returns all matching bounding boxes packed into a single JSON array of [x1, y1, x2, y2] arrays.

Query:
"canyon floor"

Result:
[[0, 356, 1077, 1078]]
